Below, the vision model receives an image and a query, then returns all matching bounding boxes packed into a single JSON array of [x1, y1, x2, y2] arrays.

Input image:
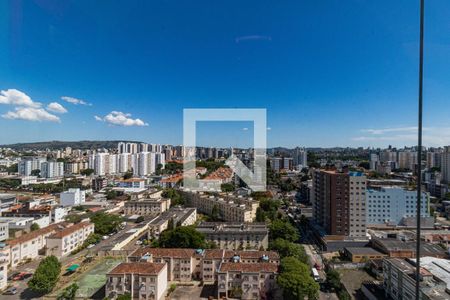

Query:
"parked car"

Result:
[[13, 272, 32, 281], [3, 287, 18, 295], [87, 244, 95, 249], [8, 273, 20, 281]]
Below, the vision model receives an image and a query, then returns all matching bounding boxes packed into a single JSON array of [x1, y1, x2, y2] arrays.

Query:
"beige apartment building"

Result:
[[217, 262, 279, 300], [348, 172, 367, 238], [124, 198, 171, 216], [182, 191, 259, 222], [147, 207, 197, 238], [202, 249, 280, 283], [46, 221, 95, 258], [106, 262, 168, 300], [128, 248, 203, 282], [196, 222, 269, 250], [128, 247, 280, 286]]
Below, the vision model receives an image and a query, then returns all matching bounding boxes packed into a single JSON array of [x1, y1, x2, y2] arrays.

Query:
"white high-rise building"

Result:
[[94, 153, 108, 176], [108, 154, 118, 174], [138, 152, 150, 176], [370, 153, 379, 170], [398, 151, 418, 171], [442, 146, 450, 184], [41, 161, 64, 178], [119, 153, 130, 173], [18, 157, 47, 176], [293, 147, 308, 169]]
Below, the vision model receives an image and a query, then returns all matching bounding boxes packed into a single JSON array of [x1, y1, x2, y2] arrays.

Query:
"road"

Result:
[[2, 224, 137, 299]]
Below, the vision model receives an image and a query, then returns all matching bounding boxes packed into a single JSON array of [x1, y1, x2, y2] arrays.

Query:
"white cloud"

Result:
[[95, 111, 148, 127], [46, 102, 67, 113], [61, 96, 92, 106], [0, 89, 41, 108], [267, 127, 272, 131], [2, 107, 60, 122], [360, 126, 419, 135], [352, 126, 450, 147], [242, 127, 249, 131]]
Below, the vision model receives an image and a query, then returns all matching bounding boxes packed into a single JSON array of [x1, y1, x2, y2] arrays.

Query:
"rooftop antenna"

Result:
[[415, 0, 425, 299]]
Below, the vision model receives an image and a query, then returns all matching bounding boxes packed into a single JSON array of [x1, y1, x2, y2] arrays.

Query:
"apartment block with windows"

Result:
[[106, 262, 168, 300], [182, 191, 259, 223], [196, 222, 269, 250], [46, 221, 95, 258], [124, 198, 171, 216], [217, 262, 279, 300], [366, 187, 429, 226]]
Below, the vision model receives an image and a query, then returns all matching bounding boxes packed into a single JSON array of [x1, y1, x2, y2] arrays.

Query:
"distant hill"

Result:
[[0, 140, 142, 150]]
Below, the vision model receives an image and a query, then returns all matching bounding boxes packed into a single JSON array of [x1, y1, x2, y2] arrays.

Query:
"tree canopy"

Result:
[[277, 257, 319, 300], [90, 212, 123, 235], [28, 255, 61, 294], [158, 226, 208, 248], [270, 238, 308, 264], [269, 219, 299, 242]]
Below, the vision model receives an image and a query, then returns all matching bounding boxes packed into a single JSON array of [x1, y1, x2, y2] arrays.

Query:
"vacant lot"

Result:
[[339, 269, 376, 300]]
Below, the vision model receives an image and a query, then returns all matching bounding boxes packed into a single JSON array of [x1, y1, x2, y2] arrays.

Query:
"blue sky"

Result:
[[1, 0, 450, 148]]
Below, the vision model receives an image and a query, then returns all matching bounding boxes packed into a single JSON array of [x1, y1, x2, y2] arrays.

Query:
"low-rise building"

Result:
[[7, 222, 65, 268], [124, 198, 171, 216], [182, 191, 259, 222], [196, 222, 269, 250], [128, 248, 202, 282], [148, 207, 197, 237], [0, 223, 8, 241], [106, 262, 168, 300], [60, 188, 86, 207], [371, 238, 447, 259], [217, 262, 279, 300], [128, 247, 280, 285], [383, 257, 450, 300], [343, 247, 386, 263], [46, 221, 95, 258]]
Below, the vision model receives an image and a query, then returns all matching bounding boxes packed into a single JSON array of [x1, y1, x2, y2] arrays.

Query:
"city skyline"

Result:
[[2, 1, 450, 147]]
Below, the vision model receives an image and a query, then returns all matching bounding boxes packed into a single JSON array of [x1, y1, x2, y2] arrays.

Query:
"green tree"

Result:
[[270, 238, 308, 264], [211, 204, 220, 221], [30, 223, 40, 231], [220, 183, 235, 192], [162, 188, 184, 206], [28, 255, 61, 294], [82, 233, 102, 247], [277, 257, 319, 300], [90, 212, 123, 235], [6, 163, 18, 174], [105, 189, 118, 200], [269, 219, 299, 242], [57, 283, 79, 300], [326, 269, 342, 292], [123, 171, 133, 180], [31, 169, 41, 177], [159, 226, 207, 248], [255, 207, 266, 222], [80, 168, 94, 176], [117, 293, 132, 300]]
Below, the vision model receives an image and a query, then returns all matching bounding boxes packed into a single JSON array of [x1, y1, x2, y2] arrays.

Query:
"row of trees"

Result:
[[256, 197, 320, 299]]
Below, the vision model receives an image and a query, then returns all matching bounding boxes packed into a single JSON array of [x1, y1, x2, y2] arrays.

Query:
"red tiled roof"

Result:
[[204, 249, 225, 259], [8, 222, 67, 246], [108, 262, 166, 275], [204, 167, 233, 180], [160, 174, 183, 183], [224, 250, 280, 260], [48, 221, 93, 239], [130, 247, 196, 259], [219, 262, 278, 273]]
